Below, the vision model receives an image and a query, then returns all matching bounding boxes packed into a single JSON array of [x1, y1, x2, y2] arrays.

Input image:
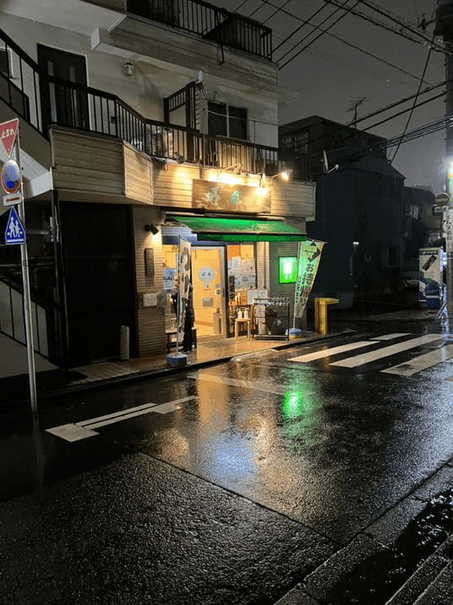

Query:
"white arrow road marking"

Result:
[[46, 424, 99, 443], [289, 341, 375, 363], [46, 396, 197, 442], [381, 344, 453, 377], [330, 334, 442, 368]]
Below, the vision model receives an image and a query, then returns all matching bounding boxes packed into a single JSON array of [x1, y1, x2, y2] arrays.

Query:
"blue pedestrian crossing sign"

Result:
[[4, 206, 25, 245]]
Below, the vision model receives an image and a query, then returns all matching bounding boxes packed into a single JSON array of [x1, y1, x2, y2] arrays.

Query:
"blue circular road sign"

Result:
[[1, 159, 21, 194]]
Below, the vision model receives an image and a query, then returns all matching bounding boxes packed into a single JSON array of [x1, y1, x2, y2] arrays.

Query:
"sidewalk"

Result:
[[71, 330, 348, 385], [0, 329, 352, 407]]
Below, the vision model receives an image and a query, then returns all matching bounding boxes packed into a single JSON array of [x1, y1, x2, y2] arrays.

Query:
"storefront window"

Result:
[[227, 244, 256, 304]]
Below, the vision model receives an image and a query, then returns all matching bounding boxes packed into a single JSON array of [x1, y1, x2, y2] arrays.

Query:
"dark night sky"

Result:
[[212, 0, 445, 192]]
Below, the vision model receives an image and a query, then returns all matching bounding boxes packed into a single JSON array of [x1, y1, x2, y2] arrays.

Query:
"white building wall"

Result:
[[1, 11, 278, 147]]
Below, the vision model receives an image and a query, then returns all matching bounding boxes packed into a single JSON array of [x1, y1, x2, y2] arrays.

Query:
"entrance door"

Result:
[[192, 247, 226, 338], [38, 45, 89, 133]]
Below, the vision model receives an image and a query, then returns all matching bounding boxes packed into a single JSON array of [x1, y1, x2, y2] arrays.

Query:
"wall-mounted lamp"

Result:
[[123, 61, 135, 77], [145, 224, 159, 235], [270, 169, 293, 182]]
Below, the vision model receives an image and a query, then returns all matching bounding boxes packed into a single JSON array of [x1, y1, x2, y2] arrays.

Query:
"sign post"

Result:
[[1, 119, 38, 416]]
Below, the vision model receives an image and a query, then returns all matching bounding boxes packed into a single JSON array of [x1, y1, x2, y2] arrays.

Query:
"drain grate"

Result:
[[324, 489, 453, 604]]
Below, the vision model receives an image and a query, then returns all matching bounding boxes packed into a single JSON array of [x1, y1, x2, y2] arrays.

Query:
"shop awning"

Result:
[[167, 216, 309, 242]]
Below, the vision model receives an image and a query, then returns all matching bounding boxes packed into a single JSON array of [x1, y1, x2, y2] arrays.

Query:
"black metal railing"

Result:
[[0, 27, 43, 134], [38, 77, 278, 174], [127, 0, 273, 60], [0, 26, 278, 174], [0, 277, 51, 360]]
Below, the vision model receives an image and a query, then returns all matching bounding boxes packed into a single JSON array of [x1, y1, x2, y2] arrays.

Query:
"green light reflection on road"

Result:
[[281, 390, 306, 420]]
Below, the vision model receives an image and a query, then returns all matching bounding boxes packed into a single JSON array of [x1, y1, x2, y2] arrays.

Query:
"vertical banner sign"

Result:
[[294, 240, 325, 319], [177, 238, 192, 345], [419, 247, 444, 309]]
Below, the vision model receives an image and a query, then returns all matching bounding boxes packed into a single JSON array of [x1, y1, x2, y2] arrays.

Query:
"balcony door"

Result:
[[38, 45, 89, 133]]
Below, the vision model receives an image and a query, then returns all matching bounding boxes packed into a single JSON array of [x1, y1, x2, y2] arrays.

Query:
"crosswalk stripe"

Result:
[[381, 345, 453, 377], [372, 333, 411, 341], [330, 334, 442, 368], [289, 341, 375, 363]]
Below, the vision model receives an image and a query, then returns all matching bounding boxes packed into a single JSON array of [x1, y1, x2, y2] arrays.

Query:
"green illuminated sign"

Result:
[[279, 256, 297, 284]]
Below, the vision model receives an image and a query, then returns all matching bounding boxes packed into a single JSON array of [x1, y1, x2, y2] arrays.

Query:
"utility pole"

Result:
[[435, 0, 453, 318]]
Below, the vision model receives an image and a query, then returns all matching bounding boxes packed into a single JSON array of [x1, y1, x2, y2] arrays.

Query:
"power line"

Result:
[[349, 81, 448, 126], [296, 87, 447, 161], [262, 0, 292, 24], [353, 0, 453, 56], [279, 0, 363, 70], [391, 38, 434, 162], [384, 112, 453, 149], [277, 0, 359, 65], [233, 0, 251, 11], [322, 0, 424, 45], [248, 0, 268, 18], [258, 0, 430, 83], [273, 3, 330, 53]]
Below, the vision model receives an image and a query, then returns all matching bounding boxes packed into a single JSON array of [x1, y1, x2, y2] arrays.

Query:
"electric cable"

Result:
[[258, 0, 429, 83], [295, 87, 447, 162], [346, 0, 453, 56], [391, 37, 434, 162], [349, 80, 448, 126], [262, 0, 292, 24], [234, 0, 251, 11], [277, 0, 359, 64], [321, 0, 425, 44], [279, 1, 369, 71], [273, 3, 331, 53]]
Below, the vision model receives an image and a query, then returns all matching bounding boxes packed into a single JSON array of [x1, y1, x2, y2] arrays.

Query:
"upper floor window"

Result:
[[208, 102, 247, 140], [280, 131, 309, 158]]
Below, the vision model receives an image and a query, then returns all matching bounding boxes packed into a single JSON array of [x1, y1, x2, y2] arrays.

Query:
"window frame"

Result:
[[208, 101, 248, 141]]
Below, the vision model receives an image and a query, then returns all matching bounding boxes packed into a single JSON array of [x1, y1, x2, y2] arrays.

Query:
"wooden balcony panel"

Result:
[[51, 128, 153, 205]]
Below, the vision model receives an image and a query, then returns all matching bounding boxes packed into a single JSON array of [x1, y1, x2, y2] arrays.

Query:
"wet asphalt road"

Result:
[[0, 325, 452, 603]]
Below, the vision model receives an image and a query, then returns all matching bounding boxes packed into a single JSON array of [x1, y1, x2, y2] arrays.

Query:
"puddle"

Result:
[[326, 488, 453, 604]]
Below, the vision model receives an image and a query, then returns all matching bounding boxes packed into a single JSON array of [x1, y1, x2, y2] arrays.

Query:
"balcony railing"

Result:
[[127, 0, 273, 61], [0, 26, 277, 174]]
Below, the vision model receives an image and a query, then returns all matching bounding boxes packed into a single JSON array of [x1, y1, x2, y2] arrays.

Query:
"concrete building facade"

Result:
[[0, 0, 315, 373]]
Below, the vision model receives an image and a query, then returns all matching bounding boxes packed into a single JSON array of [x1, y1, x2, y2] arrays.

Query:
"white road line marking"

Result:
[[330, 334, 442, 368], [382, 345, 453, 377], [78, 402, 158, 427], [289, 341, 375, 363], [46, 424, 99, 442], [372, 333, 411, 341], [46, 396, 197, 442], [187, 373, 306, 396]]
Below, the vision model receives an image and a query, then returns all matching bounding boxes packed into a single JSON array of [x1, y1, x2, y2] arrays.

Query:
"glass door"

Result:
[[192, 247, 226, 338]]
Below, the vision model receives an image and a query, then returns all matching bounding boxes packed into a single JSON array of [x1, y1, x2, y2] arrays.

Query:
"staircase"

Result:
[[0, 278, 57, 378]]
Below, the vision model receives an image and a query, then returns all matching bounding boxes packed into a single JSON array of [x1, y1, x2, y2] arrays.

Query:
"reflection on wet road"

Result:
[[2, 332, 453, 545]]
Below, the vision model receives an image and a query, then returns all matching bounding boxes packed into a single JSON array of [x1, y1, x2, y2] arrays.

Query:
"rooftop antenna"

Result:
[[348, 97, 368, 128]]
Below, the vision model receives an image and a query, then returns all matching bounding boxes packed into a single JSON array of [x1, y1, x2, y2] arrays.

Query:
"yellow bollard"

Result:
[[314, 298, 339, 335]]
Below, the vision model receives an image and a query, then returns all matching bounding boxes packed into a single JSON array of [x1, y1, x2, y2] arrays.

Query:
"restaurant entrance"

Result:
[[191, 246, 226, 338]]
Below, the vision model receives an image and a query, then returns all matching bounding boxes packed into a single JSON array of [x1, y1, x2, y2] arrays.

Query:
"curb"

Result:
[[3, 330, 354, 410]]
